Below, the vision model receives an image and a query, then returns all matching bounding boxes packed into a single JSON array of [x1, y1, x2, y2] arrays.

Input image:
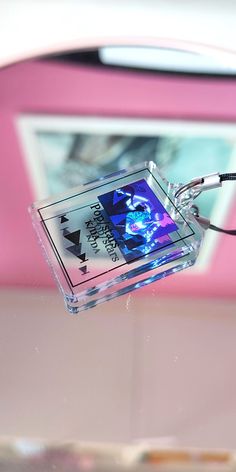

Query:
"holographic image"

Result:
[[98, 179, 178, 262]]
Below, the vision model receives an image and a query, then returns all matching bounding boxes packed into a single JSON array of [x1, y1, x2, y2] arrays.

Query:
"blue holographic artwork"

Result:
[[98, 179, 178, 262]]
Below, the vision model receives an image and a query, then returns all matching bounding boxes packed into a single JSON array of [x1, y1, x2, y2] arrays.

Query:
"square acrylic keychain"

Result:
[[30, 162, 204, 313]]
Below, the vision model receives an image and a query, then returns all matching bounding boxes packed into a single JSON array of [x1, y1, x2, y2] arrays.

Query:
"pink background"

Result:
[[1, 60, 236, 297]]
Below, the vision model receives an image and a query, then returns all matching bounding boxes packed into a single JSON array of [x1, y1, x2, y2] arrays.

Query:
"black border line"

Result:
[[42, 229, 192, 289], [40, 220, 75, 293], [37, 168, 194, 288], [38, 169, 145, 212], [38, 168, 192, 230]]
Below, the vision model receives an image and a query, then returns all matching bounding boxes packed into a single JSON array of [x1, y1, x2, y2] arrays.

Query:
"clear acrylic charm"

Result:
[[30, 162, 204, 313]]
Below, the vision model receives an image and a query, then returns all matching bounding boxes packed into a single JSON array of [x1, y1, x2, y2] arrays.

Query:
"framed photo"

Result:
[[2, 58, 236, 296], [17, 114, 236, 272]]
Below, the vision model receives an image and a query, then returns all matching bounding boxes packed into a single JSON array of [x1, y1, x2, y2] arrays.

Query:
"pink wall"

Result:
[[0, 60, 236, 297]]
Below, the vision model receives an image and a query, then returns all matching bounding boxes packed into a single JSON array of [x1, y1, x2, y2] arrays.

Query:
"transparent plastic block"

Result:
[[30, 161, 204, 313]]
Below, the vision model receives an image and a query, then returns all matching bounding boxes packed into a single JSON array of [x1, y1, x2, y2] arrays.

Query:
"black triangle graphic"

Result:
[[60, 215, 69, 224], [79, 266, 90, 275], [61, 227, 69, 236], [66, 244, 82, 257], [64, 230, 81, 246], [78, 253, 88, 263]]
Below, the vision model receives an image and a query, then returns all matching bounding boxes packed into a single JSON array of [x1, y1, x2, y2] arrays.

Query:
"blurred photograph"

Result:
[[18, 115, 236, 270]]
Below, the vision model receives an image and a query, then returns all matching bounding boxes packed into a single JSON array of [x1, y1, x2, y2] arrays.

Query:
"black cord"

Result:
[[206, 173, 236, 235], [209, 224, 236, 236], [219, 173, 236, 182]]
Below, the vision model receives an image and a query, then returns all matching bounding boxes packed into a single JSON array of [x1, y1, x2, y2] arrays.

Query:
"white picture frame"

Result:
[[17, 114, 236, 272]]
